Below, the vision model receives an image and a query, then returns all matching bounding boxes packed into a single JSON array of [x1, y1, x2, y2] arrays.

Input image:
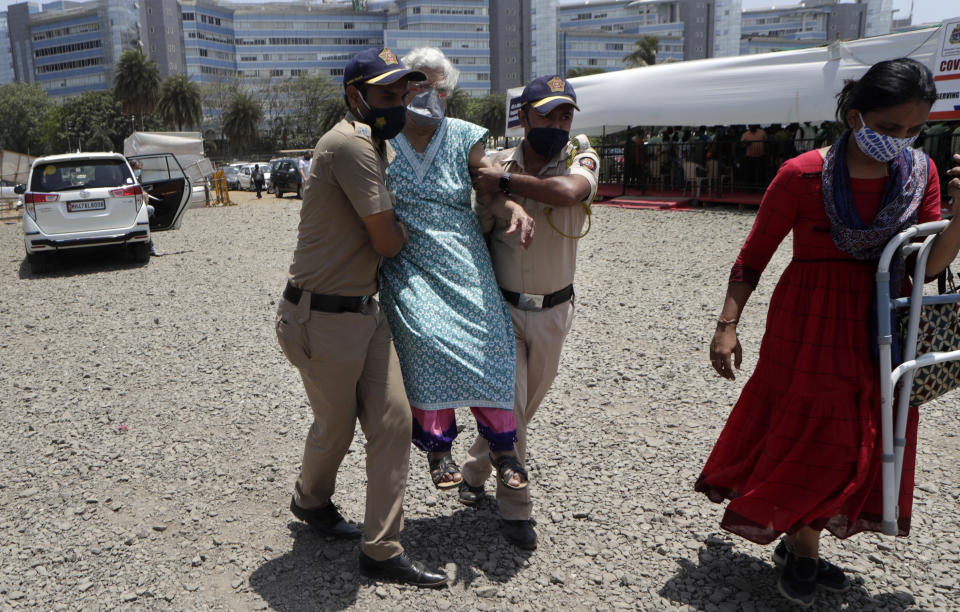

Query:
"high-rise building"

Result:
[[0, 11, 14, 86], [489, 0, 526, 92], [740, 0, 867, 55], [862, 0, 893, 37], [529, 0, 558, 77], [141, 0, 186, 78], [557, 0, 740, 75], [383, 0, 491, 96]]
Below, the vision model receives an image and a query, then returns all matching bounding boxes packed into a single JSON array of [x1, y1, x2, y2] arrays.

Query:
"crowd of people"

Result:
[[271, 45, 960, 609], [613, 119, 960, 196]]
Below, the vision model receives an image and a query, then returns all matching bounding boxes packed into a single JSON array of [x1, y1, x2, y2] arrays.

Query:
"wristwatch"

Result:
[[499, 172, 511, 194]]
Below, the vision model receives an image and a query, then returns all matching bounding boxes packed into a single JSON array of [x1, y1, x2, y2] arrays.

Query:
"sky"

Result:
[[1, 0, 956, 27]]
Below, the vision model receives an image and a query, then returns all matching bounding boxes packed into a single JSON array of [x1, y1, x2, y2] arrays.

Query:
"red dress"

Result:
[[695, 150, 942, 544]]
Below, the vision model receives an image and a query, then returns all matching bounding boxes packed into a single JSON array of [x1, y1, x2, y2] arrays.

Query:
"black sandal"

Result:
[[428, 453, 461, 490], [490, 453, 528, 490]]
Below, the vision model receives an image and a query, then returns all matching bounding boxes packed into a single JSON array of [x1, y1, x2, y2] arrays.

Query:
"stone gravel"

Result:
[[1, 190, 957, 611]]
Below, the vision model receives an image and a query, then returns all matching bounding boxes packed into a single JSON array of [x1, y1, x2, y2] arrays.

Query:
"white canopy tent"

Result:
[[505, 26, 943, 137], [122, 131, 214, 183]]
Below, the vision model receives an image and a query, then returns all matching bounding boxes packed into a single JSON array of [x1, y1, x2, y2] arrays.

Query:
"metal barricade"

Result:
[[876, 220, 960, 535], [210, 169, 233, 206]]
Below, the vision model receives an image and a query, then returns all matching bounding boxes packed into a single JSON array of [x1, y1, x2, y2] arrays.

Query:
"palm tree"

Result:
[[623, 36, 659, 68], [157, 74, 203, 132], [471, 93, 506, 140], [444, 87, 472, 120], [113, 49, 160, 125], [222, 91, 263, 154], [565, 67, 607, 79]]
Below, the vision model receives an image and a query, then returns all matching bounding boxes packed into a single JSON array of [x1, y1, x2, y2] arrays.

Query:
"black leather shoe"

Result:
[[289, 497, 362, 539], [359, 552, 448, 588], [501, 519, 537, 550], [458, 480, 485, 506]]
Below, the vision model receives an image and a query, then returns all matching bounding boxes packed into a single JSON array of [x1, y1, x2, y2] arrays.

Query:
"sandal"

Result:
[[490, 453, 528, 490], [428, 453, 461, 490]]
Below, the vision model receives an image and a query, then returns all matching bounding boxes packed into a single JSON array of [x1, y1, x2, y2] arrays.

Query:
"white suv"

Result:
[[21, 152, 190, 273]]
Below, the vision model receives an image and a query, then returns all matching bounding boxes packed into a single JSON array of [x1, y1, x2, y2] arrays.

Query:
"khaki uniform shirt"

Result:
[[288, 113, 396, 296], [479, 138, 599, 295]]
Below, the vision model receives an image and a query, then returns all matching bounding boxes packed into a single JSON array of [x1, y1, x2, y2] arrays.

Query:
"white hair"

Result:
[[402, 47, 459, 91]]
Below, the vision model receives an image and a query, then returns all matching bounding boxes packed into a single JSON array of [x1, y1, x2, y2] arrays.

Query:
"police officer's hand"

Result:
[[470, 164, 504, 198], [503, 201, 535, 249]]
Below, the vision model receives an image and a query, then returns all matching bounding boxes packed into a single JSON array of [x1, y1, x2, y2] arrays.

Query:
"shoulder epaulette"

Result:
[[354, 122, 372, 139]]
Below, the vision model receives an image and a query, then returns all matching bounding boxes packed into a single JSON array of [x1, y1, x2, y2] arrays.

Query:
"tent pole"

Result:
[[621, 125, 628, 197]]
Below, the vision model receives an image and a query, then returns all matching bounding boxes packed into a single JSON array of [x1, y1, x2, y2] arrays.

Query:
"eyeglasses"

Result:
[[408, 83, 449, 99]]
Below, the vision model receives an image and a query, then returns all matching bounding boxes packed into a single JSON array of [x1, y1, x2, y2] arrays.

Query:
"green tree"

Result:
[[0, 83, 53, 154], [470, 93, 507, 140], [199, 75, 239, 154], [60, 90, 131, 153], [444, 87, 472, 120], [222, 90, 263, 154], [315, 97, 348, 138], [157, 74, 203, 131], [624, 36, 659, 68], [114, 49, 161, 124], [283, 72, 344, 148], [565, 66, 607, 79]]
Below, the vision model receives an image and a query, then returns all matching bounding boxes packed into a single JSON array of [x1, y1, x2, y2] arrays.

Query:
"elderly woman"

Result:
[[378, 48, 534, 495], [696, 58, 960, 607]]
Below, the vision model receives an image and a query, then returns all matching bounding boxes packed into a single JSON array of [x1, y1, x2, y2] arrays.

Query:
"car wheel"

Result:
[[297, 183, 303, 199], [276, 187, 283, 199], [27, 252, 51, 274], [131, 242, 151, 263]]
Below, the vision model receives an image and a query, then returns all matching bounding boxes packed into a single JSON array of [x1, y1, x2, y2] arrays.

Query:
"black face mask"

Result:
[[527, 127, 570, 159], [358, 93, 407, 140]]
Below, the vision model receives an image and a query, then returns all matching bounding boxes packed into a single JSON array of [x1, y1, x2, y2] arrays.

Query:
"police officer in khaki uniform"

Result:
[[276, 47, 447, 588], [463, 75, 599, 550]]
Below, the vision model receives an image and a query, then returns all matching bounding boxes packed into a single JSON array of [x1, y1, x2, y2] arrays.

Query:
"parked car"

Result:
[[270, 158, 303, 199], [237, 163, 270, 191], [222, 165, 240, 190], [21, 152, 190, 273], [236, 164, 254, 191]]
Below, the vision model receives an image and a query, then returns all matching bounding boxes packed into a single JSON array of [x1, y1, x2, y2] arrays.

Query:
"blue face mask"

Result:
[[853, 112, 918, 162], [358, 92, 406, 140], [527, 127, 570, 160]]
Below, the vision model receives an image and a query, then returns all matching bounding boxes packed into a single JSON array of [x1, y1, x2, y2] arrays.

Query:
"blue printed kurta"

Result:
[[380, 118, 515, 411]]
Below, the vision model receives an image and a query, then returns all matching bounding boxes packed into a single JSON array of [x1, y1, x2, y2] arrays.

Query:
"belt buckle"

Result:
[[517, 292, 544, 311]]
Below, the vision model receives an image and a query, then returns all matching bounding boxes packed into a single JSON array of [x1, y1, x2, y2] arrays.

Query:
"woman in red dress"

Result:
[[696, 58, 960, 608]]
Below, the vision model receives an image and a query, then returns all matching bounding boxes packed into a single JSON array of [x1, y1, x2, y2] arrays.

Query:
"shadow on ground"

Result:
[[660, 536, 923, 611], [249, 497, 532, 611]]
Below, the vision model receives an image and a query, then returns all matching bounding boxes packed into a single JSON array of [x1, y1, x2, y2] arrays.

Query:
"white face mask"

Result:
[[853, 112, 918, 162]]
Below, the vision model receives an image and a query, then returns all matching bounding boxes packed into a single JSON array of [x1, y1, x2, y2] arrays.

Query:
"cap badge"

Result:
[[547, 76, 565, 92], [379, 48, 399, 65]]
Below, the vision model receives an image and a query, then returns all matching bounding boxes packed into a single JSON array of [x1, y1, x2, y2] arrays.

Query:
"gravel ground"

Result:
[[1, 189, 957, 612]]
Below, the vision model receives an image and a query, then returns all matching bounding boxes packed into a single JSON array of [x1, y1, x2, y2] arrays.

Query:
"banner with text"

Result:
[[932, 18, 960, 120]]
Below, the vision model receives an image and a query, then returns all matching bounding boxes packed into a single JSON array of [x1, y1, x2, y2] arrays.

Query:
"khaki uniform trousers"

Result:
[[276, 292, 411, 561], [461, 299, 575, 520]]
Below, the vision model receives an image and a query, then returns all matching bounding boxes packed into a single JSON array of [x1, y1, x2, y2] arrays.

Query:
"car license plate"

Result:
[[67, 199, 105, 212]]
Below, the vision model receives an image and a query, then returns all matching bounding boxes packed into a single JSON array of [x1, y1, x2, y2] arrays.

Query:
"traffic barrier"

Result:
[[210, 169, 234, 206]]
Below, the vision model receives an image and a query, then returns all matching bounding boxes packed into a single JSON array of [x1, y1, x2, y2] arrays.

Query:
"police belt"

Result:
[[284, 282, 369, 313], [500, 284, 573, 311]]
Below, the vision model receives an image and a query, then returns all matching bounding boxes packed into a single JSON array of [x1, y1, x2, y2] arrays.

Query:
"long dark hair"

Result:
[[835, 58, 936, 126]]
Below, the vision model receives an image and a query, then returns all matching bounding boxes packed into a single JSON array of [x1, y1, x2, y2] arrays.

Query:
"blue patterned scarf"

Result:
[[821, 131, 928, 364], [822, 131, 926, 258]]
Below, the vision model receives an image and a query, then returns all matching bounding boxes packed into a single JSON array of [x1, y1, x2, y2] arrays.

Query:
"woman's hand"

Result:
[[710, 326, 742, 380], [503, 201, 535, 248]]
